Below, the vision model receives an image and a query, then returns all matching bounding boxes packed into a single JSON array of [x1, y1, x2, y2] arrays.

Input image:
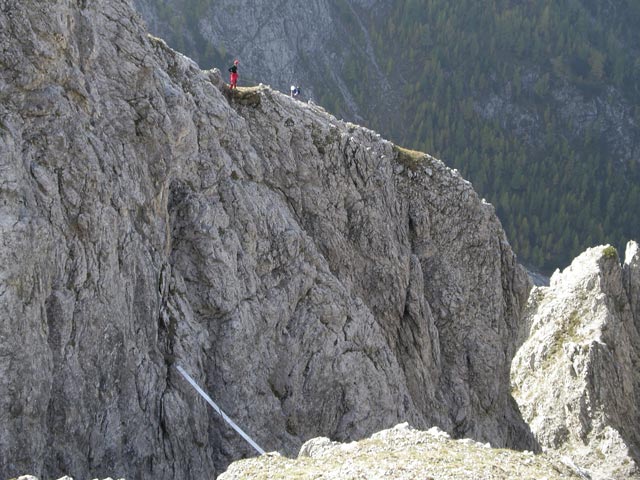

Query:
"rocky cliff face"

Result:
[[1, 1, 533, 479], [133, 1, 640, 276], [474, 80, 640, 165], [511, 243, 640, 479]]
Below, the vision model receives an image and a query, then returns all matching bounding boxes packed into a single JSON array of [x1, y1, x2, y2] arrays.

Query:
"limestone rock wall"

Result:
[[511, 243, 640, 479], [1, 1, 533, 479]]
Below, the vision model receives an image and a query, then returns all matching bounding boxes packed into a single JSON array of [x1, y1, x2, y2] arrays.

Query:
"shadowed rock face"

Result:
[[0, 1, 534, 479], [512, 242, 640, 479]]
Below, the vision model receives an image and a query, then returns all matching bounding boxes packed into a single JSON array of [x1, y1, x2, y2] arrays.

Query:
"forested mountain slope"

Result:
[[134, 0, 640, 273]]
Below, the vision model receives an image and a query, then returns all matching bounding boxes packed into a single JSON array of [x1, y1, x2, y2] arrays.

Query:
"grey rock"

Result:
[[134, 2, 640, 171], [552, 85, 640, 163], [1, 1, 533, 479], [133, 0, 397, 123], [512, 243, 640, 479], [527, 268, 550, 287], [219, 423, 581, 480], [298, 437, 340, 458], [624, 241, 640, 332], [474, 71, 640, 164]]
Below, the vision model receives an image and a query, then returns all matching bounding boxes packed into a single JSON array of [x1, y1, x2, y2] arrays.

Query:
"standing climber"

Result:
[[290, 85, 301, 98], [228, 59, 239, 89]]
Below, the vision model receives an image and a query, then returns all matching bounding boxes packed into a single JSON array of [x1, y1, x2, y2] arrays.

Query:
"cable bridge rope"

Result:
[[176, 365, 266, 456]]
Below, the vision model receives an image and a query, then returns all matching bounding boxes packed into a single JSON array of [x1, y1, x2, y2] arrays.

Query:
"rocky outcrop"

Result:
[[219, 423, 581, 480], [511, 243, 640, 479], [1, 1, 533, 479], [474, 79, 640, 164]]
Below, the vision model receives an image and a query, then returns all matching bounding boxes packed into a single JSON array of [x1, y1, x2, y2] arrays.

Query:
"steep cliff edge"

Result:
[[512, 243, 640, 479], [1, 1, 533, 479]]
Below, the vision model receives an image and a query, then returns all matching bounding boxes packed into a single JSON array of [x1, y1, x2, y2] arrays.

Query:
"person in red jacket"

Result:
[[228, 59, 239, 89]]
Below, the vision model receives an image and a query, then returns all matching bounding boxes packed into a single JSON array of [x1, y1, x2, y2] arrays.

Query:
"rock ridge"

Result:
[[2, 1, 532, 479], [512, 242, 640, 479], [219, 423, 582, 480]]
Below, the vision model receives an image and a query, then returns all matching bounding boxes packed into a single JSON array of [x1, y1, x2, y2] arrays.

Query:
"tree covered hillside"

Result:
[[134, 0, 640, 273], [369, 0, 640, 272]]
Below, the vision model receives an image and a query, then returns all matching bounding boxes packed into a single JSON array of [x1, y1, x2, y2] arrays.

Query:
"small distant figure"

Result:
[[228, 59, 239, 89], [290, 85, 301, 98]]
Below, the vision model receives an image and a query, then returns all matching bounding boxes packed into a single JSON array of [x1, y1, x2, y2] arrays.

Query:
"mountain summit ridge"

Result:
[[133, 0, 640, 273]]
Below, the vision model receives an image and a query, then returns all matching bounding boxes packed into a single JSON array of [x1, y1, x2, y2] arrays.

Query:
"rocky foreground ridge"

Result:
[[219, 423, 582, 480], [1, 1, 532, 479], [9, 421, 583, 480]]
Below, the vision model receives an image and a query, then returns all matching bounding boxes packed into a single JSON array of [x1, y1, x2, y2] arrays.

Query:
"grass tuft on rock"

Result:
[[228, 86, 261, 106], [393, 145, 427, 171], [602, 245, 618, 260]]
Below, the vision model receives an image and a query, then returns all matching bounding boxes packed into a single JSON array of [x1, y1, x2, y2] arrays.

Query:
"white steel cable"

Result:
[[176, 365, 266, 455]]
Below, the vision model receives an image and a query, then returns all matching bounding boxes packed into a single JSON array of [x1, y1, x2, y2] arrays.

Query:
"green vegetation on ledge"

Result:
[[603, 245, 618, 260], [393, 145, 427, 172]]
